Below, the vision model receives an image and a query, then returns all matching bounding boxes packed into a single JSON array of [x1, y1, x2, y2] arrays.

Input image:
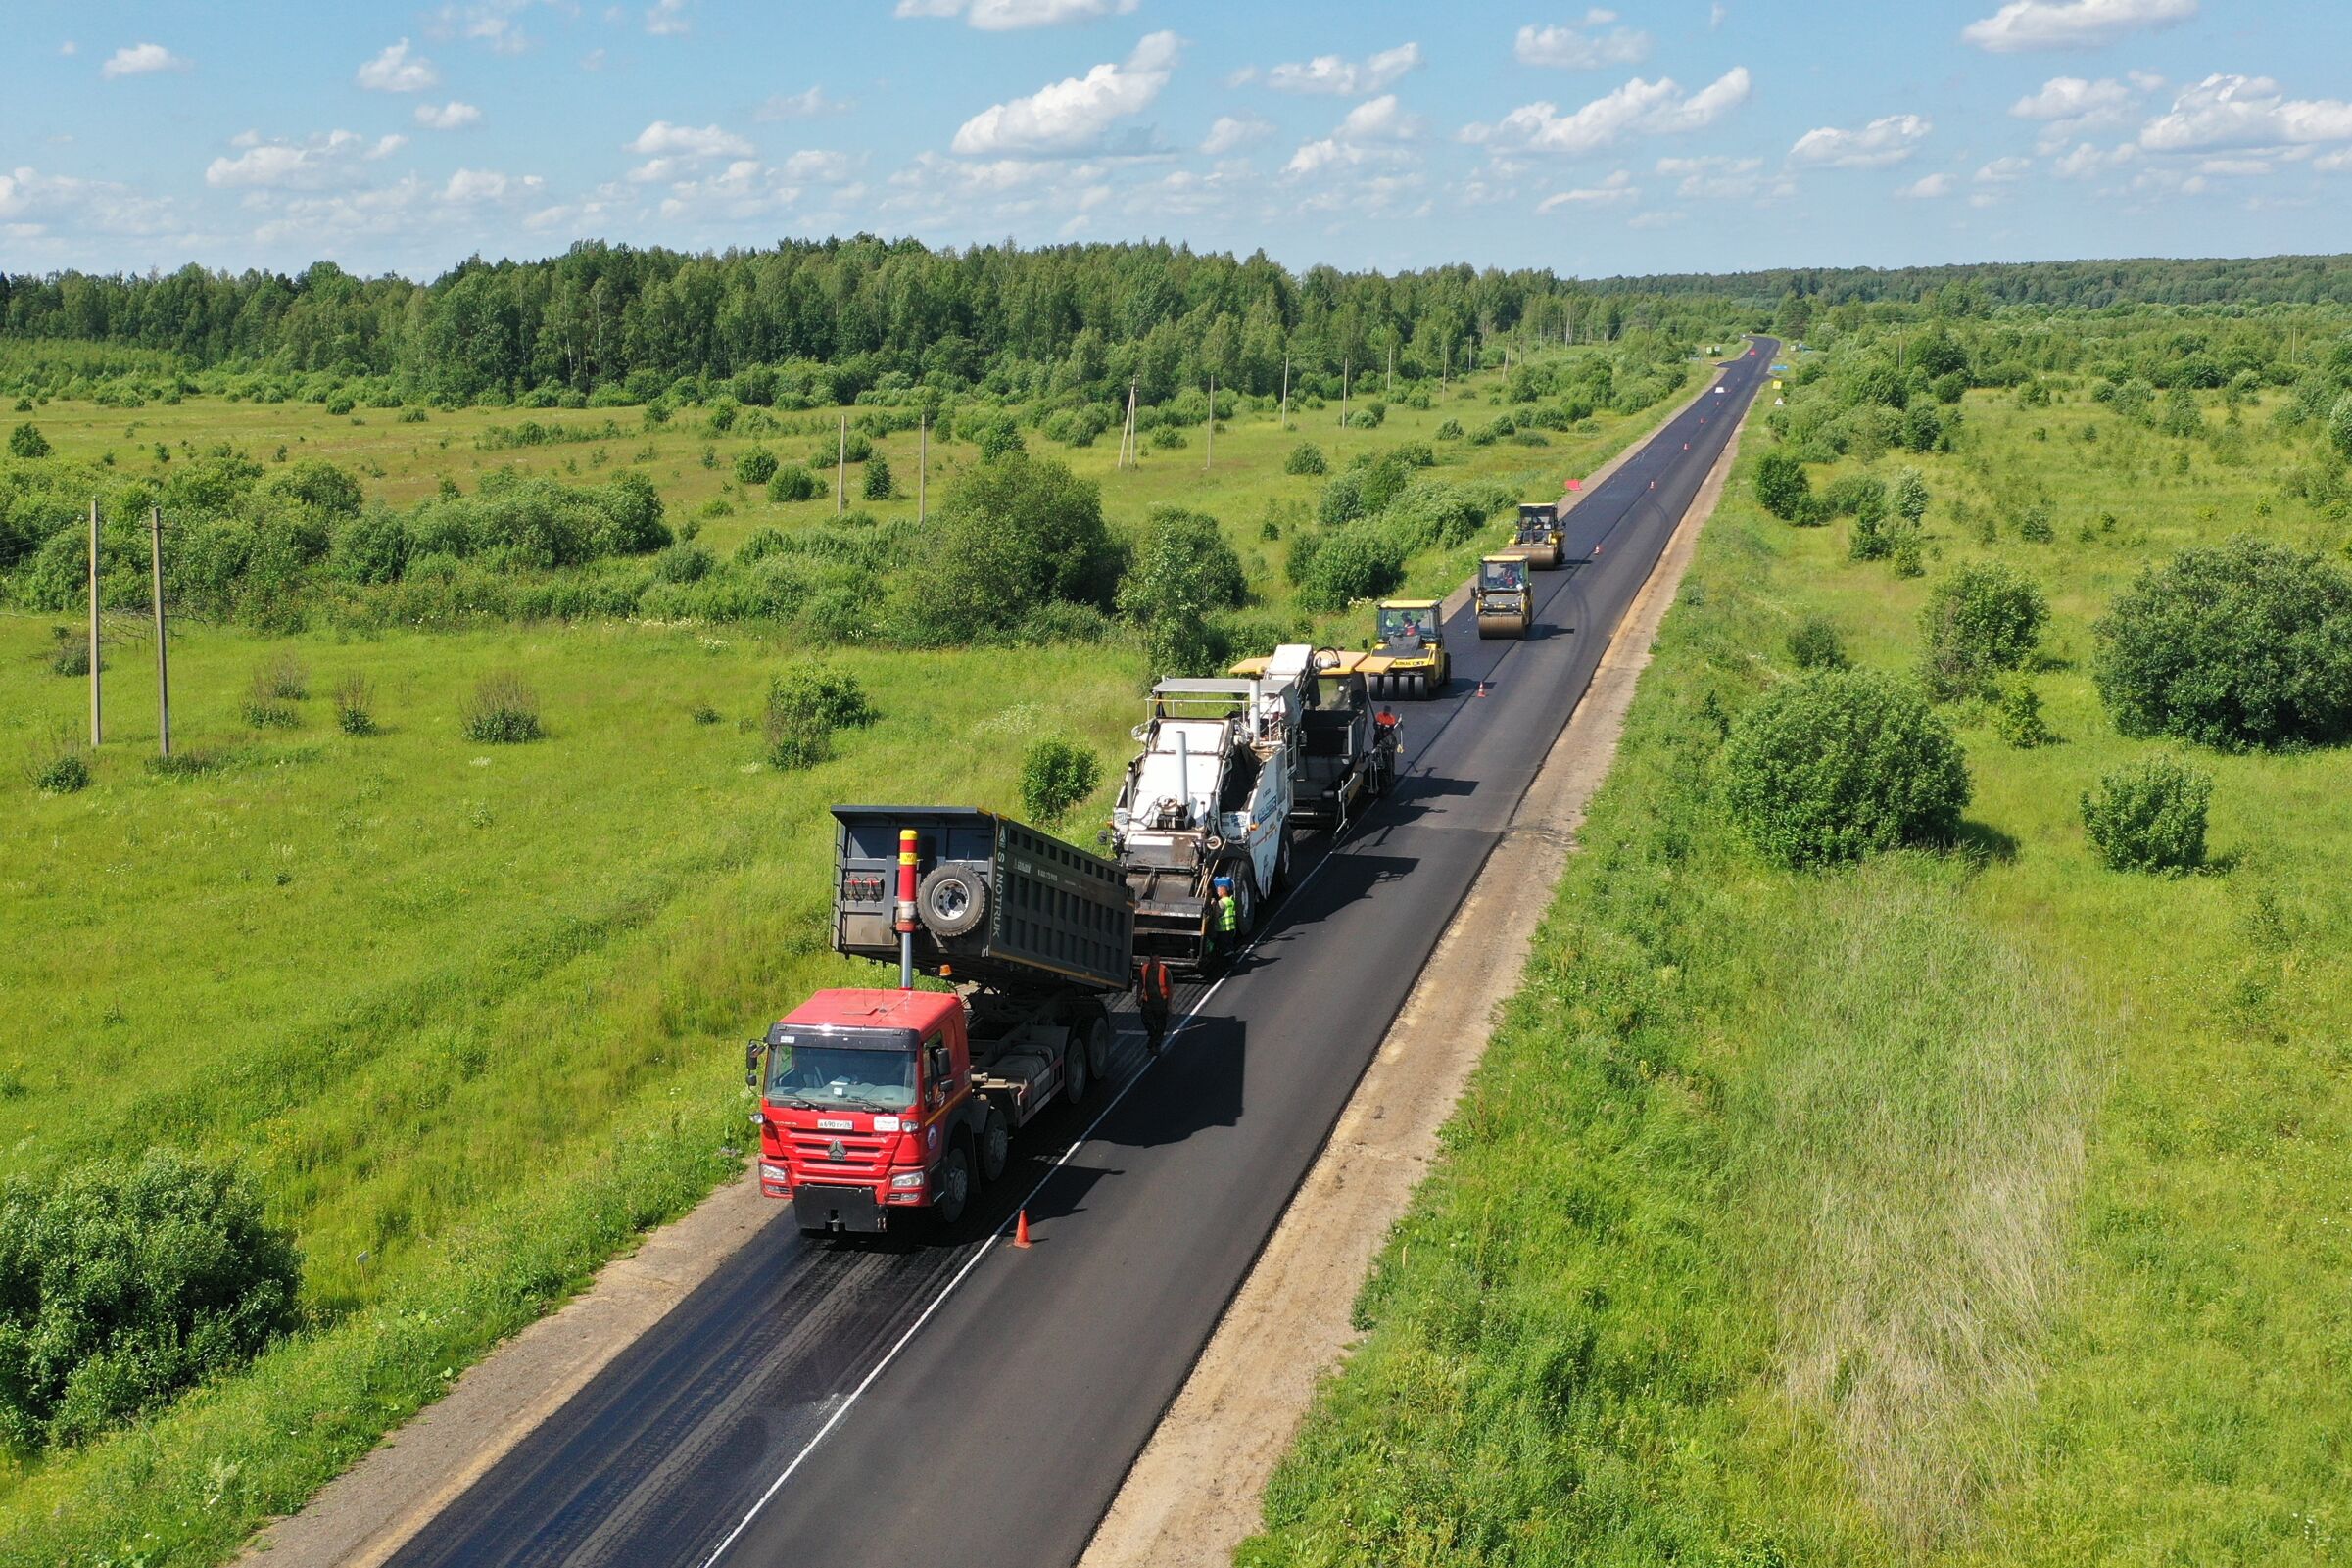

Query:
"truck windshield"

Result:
[[766, 1028, 919, 1112]]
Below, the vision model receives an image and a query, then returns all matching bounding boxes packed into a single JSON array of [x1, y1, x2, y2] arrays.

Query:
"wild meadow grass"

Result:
[[1245, 383, 2352, 1565], [0, 351, 1711, 1564]]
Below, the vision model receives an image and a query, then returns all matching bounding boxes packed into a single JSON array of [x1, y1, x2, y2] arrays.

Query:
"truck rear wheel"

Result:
[[1063, 1031, 1092, 1106], [931, 1143, 972, 1228], [977, 1108, 1009, 1184], [1084, 1008, 1113, 1081]]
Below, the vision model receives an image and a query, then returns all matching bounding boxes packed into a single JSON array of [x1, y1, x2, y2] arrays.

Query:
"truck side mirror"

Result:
[[744, 1039, 762, 1090]]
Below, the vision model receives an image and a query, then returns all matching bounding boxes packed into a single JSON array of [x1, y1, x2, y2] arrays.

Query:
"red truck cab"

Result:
[[754, 988, 979, 1233]]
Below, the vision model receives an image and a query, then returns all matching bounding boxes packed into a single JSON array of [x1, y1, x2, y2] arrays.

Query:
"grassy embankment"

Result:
[[1243, 382, 2352, 1564], [0, 348, 1704, 1566]]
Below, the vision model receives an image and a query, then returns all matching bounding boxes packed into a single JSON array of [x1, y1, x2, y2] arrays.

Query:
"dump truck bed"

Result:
[[831, 806, 1134, 994]]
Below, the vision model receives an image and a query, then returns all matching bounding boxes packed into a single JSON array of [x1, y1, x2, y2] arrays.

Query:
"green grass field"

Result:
[[0, 349, 1707, 1565], [1243, 385, 2352, 1565]]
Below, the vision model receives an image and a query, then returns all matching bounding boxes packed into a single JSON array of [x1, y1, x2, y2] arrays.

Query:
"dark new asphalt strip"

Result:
[[388, 341, 1774, 1568]]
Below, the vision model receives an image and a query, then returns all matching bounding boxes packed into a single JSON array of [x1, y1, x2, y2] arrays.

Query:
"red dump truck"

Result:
[[747, 806, 1137, 1235]]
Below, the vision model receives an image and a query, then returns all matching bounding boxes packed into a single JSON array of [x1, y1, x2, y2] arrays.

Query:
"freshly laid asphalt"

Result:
[[389, 339, 1775, 1568]]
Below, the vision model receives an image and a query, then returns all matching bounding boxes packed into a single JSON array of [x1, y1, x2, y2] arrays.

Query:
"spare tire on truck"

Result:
[[917, 864, 989, 938]]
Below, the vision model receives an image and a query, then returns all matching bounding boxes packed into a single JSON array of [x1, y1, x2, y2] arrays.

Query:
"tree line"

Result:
[[0, 238, 1729, 409]]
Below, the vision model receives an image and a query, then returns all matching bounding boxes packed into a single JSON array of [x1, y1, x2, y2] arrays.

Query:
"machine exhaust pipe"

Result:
[[895, 828, 919, 990]]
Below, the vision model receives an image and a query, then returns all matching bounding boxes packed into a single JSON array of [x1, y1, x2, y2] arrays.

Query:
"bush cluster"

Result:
[[1020, 737, 1101, 823], [1920, 562, 2047, 700], [460, 671, 545, 743], [763, 666, 876, 770], [0, 1150, 301, 1449], [1117, 508, 1248, 677], [2092, 536, 2352, 749], [1719, 670, 1972, 867], [2081, 755, 2212, 873]]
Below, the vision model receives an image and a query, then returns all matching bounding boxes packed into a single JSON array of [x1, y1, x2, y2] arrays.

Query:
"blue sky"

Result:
[[3, 0, 2348, 281]]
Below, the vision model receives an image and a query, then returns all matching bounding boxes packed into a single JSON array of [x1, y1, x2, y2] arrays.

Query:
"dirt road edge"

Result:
[[1076, 376, 1755, 1568]]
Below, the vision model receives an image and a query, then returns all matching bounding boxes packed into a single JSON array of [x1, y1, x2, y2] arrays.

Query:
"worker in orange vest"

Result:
[[1136, 957, 1174, 1055]]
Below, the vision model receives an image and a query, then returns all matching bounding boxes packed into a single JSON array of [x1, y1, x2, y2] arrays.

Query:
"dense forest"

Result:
[[1596, 252, 2352, 310], [0, 239, 1718, 408]]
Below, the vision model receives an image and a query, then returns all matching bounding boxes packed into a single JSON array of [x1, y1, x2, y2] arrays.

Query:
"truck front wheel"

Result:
[[977, 1108, 1009, 1184], [931, 1143, 972, 1228]]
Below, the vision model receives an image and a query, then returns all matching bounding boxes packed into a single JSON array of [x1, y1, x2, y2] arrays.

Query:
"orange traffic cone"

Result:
[[1014, 1210, 1032, 1248]]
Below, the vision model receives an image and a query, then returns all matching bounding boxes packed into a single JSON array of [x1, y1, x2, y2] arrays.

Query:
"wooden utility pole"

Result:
[[1279, 354, 1289, 431], [1442, 339, 1449, 388], [1340, 360, 1349, 433], [150, 505, 169, 758], [835, 413, 846, 518], [917, 414, 929, 523], [87, 498, 101, 747], [1119, 381, 1137, 466], [1203, 376, 1216, 471]]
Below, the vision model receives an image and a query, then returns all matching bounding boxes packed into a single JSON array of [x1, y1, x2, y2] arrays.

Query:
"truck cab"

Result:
[[755, 988, 980, 1234]]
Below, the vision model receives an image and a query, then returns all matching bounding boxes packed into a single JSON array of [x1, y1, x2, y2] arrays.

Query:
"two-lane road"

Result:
[[390, 339, 1776, 1568]]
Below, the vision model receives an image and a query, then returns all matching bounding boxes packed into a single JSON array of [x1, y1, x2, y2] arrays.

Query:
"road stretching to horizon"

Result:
[[388, 338, 1777, 1568]]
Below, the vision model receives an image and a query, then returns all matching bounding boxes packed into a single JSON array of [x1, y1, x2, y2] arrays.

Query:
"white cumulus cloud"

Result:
[[2139, 73, 2352, 151], [2010, 75, 2133, 119], [1264, 42, 1421, 96], [1976, 155, 2033, 180], [1962, 0, 2194, 53], [628, 120, 755, 158], [1285, 94, 1425, 175], [896, 0, 1139, 24], [951, 30, 1179, 156], [444, 167, 544, 202], [757, 87, 852, 120], [205, 130, 404, 190], [357, 39, 439, 92], [1537, 169, 1638, 210], [1514, 16, 1652, 70], [1895, 171, 1954, 197], [645, 0, 694, 35], [1201, 114, 1273, 155], [102, 42, 190, 78], [415, 101, 482, 130], [1789, 113, 1932, 167], [1464, 68, 1751, 155]]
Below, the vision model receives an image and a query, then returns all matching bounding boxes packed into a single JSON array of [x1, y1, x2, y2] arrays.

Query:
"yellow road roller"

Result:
[[1474, 555, 1534, 639]]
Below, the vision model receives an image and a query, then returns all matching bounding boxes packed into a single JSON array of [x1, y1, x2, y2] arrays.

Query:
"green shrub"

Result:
[[761, 666, 876, 770], [460, 671, 545, 743], [1019, 737, 1101, 823], [1149, 425, 1186, 451], [1992, 676, 2053, 747], [2081, 754, 2211, 873], [1435, 418, 1464, 441], [2092, 536, 2352, 749], [1787, 614, 1849, 671], [1719, 670, 1971, 867], [1284, 443, 1327, 476], [901, 453, 1117, 643], [1921, 562, 2047, 700], [334, 674, 378, 736], [48, 628, 94, 677], [1297, 525, 1405, 611], [1754, 449, 1812, 521], [1894, 467, 1931, 526], [10, 422, 54, 459], [734, 447, 779, 486], [653, 543, 716, 584], [767, 463, 824, 502], [0, 1149, 300, 1449], [862, 455, 894, 500], [1117, 508, 1248, 676]]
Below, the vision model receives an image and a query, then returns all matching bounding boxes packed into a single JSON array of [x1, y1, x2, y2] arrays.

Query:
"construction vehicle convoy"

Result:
[[1110, 676, 1300, 969], [1227, 645, 1403, 832], [1363, 597, 1449, 698], [751, 488, 1587, 1235], [1474, 554, 1535, 639], [752, 807, 1134, 1234]]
